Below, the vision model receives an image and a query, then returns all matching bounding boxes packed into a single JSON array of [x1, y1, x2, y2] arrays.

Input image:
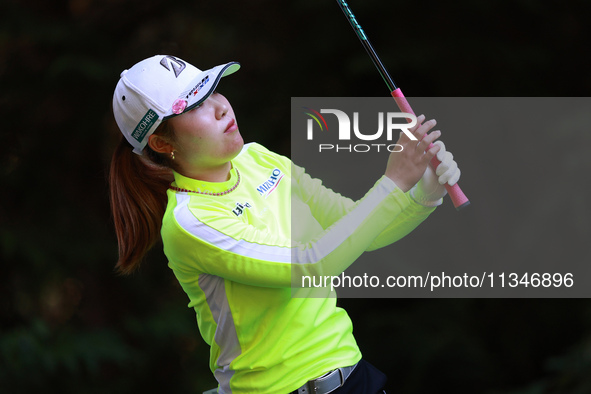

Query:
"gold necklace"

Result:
[[169, 169, 240, 196]]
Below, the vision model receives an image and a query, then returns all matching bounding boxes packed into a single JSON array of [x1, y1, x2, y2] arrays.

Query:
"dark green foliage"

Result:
[[1, 0, 591, 393]]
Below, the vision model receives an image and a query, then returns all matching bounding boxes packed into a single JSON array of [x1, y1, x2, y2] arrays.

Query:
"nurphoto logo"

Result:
[[304, 108, 417, 153]]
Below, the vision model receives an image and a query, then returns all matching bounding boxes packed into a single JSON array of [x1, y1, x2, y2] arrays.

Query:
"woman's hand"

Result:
[[384, 114, 441, 192], [410, 140, 462, 206]]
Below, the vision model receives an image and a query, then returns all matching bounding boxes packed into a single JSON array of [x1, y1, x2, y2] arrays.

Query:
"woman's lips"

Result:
[[225, 119, 238, 133]]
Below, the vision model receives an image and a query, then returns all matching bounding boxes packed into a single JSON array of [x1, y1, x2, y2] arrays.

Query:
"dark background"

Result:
[[1, 0, 590, 393]]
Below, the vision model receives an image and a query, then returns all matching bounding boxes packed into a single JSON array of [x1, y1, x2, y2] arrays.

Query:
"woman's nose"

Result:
[[215, 100, 228, 119]]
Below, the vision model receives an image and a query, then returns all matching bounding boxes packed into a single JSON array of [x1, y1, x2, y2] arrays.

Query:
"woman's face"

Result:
[[168, 92, 243, 176]]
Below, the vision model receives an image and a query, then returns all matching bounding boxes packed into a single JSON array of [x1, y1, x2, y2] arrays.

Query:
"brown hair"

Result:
[[108, 122, 176, 275]]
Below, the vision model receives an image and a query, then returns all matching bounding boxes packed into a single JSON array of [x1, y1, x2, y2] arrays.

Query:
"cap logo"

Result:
[[159, 55, 186, 78], [131, 109, 159, 143], [187, 75, 210, 98]]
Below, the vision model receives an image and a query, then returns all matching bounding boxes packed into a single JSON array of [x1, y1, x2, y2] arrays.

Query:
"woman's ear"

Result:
[[148, 133, 173, 154]]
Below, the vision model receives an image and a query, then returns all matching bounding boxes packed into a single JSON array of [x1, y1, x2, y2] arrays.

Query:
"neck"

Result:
[[178, 161, 233, 183]]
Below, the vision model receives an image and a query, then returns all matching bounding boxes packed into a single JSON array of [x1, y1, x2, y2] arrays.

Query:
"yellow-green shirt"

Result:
[[161, 143, 435, 393]]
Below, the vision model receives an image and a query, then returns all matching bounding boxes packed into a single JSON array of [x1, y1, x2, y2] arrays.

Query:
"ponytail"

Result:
[[108, 136, 174, 275]]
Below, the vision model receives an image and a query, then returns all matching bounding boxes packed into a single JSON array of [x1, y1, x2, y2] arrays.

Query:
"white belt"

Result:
[[296, 363, 358, 394]]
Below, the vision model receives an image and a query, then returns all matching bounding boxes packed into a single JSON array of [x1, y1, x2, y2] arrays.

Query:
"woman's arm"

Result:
[[292, 163, 435, 251], [163, 176, 411, 288]]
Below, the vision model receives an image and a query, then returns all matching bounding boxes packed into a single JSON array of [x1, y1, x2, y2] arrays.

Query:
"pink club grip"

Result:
[[391, 89, 470, 210]]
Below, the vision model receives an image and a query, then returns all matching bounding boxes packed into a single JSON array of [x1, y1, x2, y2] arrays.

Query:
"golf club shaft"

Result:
[[336, 0, 470, 210]]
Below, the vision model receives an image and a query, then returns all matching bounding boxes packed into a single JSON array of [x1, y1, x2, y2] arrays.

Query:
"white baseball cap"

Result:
[[113, 55, 240, 154]]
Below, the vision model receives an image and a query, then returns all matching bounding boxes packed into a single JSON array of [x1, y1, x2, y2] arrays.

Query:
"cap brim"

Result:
[[165, 62, 240, 119]]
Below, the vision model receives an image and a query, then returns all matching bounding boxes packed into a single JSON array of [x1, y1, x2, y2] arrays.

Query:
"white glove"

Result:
[[410, 141, 461, 207]]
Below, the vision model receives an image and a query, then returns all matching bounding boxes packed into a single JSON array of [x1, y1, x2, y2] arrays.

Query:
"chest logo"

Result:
[[256, 168, 284, 198]]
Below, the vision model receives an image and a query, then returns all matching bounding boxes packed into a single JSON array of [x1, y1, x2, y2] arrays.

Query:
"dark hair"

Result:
[[108, 121, 176, 274]]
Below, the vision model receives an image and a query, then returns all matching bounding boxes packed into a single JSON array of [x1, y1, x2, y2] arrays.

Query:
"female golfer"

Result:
[[109, 55, 460, 394]]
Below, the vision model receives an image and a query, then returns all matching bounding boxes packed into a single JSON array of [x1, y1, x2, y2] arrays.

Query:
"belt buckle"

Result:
[[337, 367, 345, 387]]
